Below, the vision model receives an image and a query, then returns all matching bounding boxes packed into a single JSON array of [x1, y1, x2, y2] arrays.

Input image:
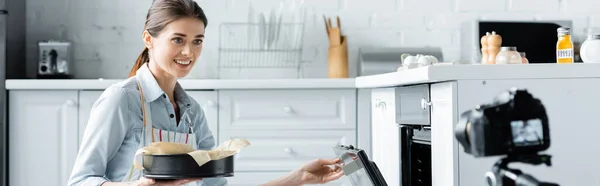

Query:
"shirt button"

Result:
[[163, 94, 166, 98], [170, 114, 174, 118]]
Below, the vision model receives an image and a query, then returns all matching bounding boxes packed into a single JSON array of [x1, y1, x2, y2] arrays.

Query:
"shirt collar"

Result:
[[135, 63, 193, 109]]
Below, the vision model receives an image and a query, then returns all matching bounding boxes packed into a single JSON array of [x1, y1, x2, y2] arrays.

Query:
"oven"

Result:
[[370, 85, 434, 186], [400, 125, 432, 186], [395, 85, 433, 186]]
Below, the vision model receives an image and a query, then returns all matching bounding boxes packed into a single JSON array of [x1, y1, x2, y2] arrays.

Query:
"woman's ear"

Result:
[[143, 30, 153, 49]]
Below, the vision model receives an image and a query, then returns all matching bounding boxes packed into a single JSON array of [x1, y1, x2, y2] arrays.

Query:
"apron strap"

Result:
[[136, 82, 147, 127], [137, 81, 155, 143]]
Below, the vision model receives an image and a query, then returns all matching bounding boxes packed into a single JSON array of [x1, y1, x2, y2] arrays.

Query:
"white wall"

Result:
[[25, 0, 600, 79]]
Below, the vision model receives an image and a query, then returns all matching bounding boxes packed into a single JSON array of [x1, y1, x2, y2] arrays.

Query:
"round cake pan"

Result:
[[142, 154, 234, 179]]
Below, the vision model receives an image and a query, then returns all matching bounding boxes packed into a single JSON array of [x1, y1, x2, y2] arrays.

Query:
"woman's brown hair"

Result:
[[128, 0, 208, 78]]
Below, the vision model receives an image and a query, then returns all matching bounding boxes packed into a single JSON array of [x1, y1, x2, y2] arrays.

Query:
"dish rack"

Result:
[[217, 22, 305, 79]]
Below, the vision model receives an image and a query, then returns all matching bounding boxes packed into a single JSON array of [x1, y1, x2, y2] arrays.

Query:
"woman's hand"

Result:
[[133, 177, 202, 186], [294, 158, 345, 185]]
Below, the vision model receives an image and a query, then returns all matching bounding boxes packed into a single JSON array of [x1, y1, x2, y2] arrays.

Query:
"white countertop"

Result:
[[6, 78, 356, 90], [356, 63, 600, 88]]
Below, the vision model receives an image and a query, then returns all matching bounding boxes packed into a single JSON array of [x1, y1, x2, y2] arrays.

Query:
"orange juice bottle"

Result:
[[556, 27, 574, 63]]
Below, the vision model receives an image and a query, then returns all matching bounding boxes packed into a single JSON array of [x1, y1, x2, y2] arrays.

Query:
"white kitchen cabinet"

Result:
[[370, 88, 400, 186], [455, 79, 600, 186], [220, 130, 355, 172], [227, 172, 351, 186], [7, 88, 361, 186], [429, 82, 458, 186], [77, 90, 219, 143], [8, 90, 79, 186], [78, 91, 103, 144], [186, 91, 219, 141], [218, 89, 356, 130]]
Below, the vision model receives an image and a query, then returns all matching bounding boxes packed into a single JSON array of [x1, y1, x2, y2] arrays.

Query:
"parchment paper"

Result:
[[133, 138, 251, 169]]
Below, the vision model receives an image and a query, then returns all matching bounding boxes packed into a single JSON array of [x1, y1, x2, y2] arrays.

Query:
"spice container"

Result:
[[519, 52, 529, 64], [487, 31, 502, 64], [481, 32, 490, 64], [556, 27, 574, 63], [495, 47, 522, 64], [580, 29, 600, 63]]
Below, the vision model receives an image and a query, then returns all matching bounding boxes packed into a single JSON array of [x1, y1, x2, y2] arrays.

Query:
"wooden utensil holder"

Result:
[[328, 36, 348, 78]]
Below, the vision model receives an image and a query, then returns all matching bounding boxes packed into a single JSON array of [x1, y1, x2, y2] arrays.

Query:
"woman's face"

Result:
[[145, 17, 205, 78]]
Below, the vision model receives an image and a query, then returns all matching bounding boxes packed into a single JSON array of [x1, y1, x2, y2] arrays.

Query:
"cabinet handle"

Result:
[[420, 98, 431, 110], [65, 100, 76, 106], [207, 100, 216, 107], [283, 106, 293, 114], [203, 100, 217, 108], [284, 147, 294, 154]]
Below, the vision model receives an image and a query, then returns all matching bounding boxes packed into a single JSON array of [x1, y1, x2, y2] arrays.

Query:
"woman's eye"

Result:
[[172, 38, 183, 44], [193, 39, 203, 45]]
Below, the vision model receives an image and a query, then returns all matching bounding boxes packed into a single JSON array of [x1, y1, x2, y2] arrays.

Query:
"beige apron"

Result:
[[121, 80, 198, 186]]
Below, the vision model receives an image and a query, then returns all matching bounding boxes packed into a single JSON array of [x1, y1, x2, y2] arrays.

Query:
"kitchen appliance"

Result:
[[399, 121, 432, 185], [358, 47, 443, 76], [142, 154, 234, 179], [37, 40, 72, 79], [394, 85, 434, 186], [461, 20, 573, 64], [333, 145, 388, 186], [357, 47, 443, 163]]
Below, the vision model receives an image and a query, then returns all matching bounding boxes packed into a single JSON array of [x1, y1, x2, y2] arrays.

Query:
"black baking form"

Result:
[[142, 154, 235, 180]]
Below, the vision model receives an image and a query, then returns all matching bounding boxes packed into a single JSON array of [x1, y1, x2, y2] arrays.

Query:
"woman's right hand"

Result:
[[133, 177, 201, 186]]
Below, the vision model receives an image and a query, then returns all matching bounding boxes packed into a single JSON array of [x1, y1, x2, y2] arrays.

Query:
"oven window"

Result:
[[411, 142, 432, 186]]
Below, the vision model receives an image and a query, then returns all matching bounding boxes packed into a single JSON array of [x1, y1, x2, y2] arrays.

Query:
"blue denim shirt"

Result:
[[67, 64, 228, 186]]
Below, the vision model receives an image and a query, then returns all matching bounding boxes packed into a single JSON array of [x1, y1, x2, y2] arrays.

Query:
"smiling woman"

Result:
[[128, 0, 207, 80], [67, 0, 344, 186]]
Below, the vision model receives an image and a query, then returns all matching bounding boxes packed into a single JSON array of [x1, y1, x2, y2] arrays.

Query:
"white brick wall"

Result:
[[24, 0, 600, 79]]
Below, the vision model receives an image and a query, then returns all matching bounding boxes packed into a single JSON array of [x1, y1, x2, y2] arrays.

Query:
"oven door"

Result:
[[400, 125, 432, 186]]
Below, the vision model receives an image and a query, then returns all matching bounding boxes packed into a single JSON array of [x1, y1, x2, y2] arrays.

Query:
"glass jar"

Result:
[[495, 47, 522, 64], [581, 34, 600, 63], [519, 52, 529, 64]]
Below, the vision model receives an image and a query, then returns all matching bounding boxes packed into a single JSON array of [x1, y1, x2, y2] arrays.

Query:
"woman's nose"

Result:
[[181, 45, 192, 56]]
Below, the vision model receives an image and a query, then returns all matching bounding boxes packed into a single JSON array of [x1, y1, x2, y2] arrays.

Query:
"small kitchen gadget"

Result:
[[142, 154, 234, 179], [333, 145, 387, 186], [37, 40, 73, 79]]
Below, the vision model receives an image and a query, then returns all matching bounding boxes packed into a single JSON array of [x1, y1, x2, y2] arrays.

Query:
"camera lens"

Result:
[[485, 172, 496, 186]]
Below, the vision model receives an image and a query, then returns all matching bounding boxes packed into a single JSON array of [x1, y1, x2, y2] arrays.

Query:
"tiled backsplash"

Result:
[[23, 0, 600, 79]]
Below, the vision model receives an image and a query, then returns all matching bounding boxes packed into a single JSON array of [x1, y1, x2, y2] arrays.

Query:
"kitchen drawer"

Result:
[[218, 89, 356, 130], [395, 84, 431, 125], [220, 130, 356, 172], [226, 172, 351, 186]]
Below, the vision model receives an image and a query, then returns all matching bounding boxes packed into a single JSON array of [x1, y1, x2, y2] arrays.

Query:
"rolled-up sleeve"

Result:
[[193, 105, 229, 186], [68, 86, 131, 186]]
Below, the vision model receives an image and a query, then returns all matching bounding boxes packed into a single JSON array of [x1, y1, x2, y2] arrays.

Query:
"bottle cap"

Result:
[[557, 27, 571, 35], [587, 35, 600, 40], [500, 46, 517, 51]]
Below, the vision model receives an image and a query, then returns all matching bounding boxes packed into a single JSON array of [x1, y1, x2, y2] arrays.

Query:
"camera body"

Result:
[[454, 88, 551, 157]]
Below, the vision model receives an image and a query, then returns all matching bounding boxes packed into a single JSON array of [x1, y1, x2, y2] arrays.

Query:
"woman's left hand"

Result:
[[294, 158, 344, 185]]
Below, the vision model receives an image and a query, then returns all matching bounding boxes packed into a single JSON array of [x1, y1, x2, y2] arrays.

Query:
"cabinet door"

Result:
[[370, 88, 400, 186], [220, 130, 355, 172], [187, 91, 218, 141], [430, 82, 458, 186], [8, 90, 79, 186], [218, 89, 356, 130], [227, 172, 351, 186], [78, 91, 103, 145]]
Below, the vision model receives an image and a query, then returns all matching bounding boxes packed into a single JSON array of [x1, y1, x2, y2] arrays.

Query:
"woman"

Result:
[[67, 0, 344, 185]]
